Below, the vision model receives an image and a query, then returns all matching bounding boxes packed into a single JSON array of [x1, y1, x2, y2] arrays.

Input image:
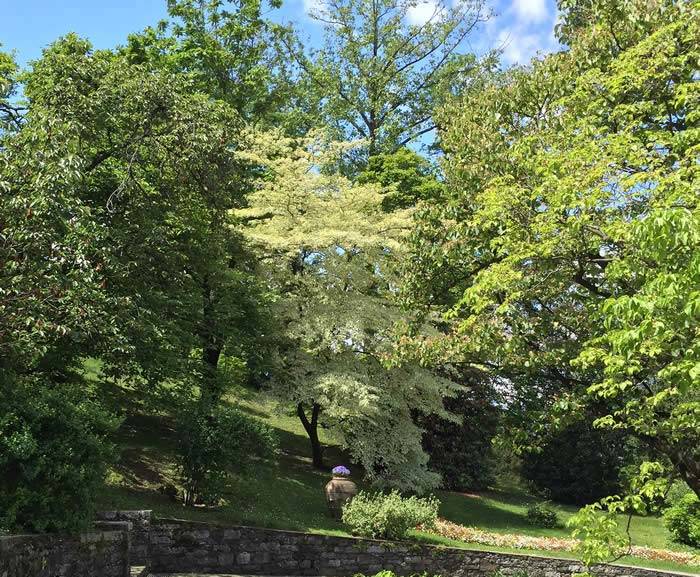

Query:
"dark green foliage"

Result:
[[420, 383, 499, 491], [124, 0, 302, 128], [663, 493, 700, 548], [0, 373, 119, 533], [177, 401, 277, 506], [525, 502, 560, 528], [20, 34, 268, 402], [1, 34, 269, 532], [521, 419, 630, 505], [357, 148, 444, 211]]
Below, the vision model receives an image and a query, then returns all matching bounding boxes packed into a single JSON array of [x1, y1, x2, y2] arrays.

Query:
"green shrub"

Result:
[[342, 490, 439, 540], [0, 374, 119, 533], [665, 480, 693, 507], [525, 501, 560, 528], [521, 418, 633, 505], [663, 492, 700, 547], [177, 401, 276, 506]]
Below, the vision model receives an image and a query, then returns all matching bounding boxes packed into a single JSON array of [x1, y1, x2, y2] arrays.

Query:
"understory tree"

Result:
[[233, 130, 458, 491], [402, 0, 700, 498], [521, 417, 634, 505], [419, 374, 500, 491]]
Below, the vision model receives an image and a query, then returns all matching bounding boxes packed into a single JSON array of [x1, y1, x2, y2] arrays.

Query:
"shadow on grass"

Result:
[[99, 381, 357, 535], [436, 490, 581, 539]]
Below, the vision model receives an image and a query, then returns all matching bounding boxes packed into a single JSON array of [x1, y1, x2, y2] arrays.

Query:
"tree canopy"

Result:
[[296, 0, 488, 158], [402, 0, 700, 496]]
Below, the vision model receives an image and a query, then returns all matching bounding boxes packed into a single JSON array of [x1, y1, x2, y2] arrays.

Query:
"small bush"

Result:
[[663, 492, 700, 547], [177, 401, 276, 506], [665, 480, 693, 507], [342, 490, 439, 540], [526, 502, 560, 528]]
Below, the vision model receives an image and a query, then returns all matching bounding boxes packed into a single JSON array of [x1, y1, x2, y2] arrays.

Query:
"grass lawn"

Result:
[[92, 375, 700, 575], [437, 489, 685, 551]]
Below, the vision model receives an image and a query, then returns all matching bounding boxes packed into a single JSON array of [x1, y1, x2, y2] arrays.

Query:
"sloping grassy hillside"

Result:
[[91, 374, 699, 574]]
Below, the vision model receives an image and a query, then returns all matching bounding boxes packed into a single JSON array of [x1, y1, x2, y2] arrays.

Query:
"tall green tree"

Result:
[[402, 0, 700, 496], [125, 0, 306, 130], [0, 47, 21, 134], [14, 34, 263, 400], [294, 0, 488, 158], [1, 34, 272, 526]]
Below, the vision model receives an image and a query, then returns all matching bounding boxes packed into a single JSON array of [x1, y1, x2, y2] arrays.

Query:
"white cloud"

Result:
[[303, 0, 326, 16], [480, 1, 560, 66], [511, 0, 547, 23], [406, 0, 441, 26], [497, 28, 550, 64]]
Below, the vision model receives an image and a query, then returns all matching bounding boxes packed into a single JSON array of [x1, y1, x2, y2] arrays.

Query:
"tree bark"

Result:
[[656, 438, 700, 499], [297, 402, 325, 469], [200, 273, 222, 405]]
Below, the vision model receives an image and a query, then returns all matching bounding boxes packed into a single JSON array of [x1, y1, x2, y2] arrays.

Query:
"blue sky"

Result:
[[1, 0, 560, 68]]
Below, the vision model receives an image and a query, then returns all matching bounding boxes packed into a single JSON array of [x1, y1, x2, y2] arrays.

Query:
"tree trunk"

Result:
[[658, 438, 700, 499], [297, 402, 325, 469], [200, 273, 222, 405]]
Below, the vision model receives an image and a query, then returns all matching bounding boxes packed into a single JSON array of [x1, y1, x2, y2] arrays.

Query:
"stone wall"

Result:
[[97, 510, 152, 565], [0, 523, 130, 577], [149, 518, 691, 577], [2, 512, 691, 577]]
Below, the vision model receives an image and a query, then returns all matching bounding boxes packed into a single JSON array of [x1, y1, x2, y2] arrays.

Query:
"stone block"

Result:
[[237, 551, 251, 564]]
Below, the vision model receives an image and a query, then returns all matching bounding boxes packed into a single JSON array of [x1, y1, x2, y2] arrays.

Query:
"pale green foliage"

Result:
[[568, 502, 629, 568], [342, 490, 440, 539], [235, 129, 410, 252], [234, 130, 457, 491], [404, 0, 700, 496]]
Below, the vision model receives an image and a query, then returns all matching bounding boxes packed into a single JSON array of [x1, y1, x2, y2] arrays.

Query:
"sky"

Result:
[[1, 0, 560, 68]]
